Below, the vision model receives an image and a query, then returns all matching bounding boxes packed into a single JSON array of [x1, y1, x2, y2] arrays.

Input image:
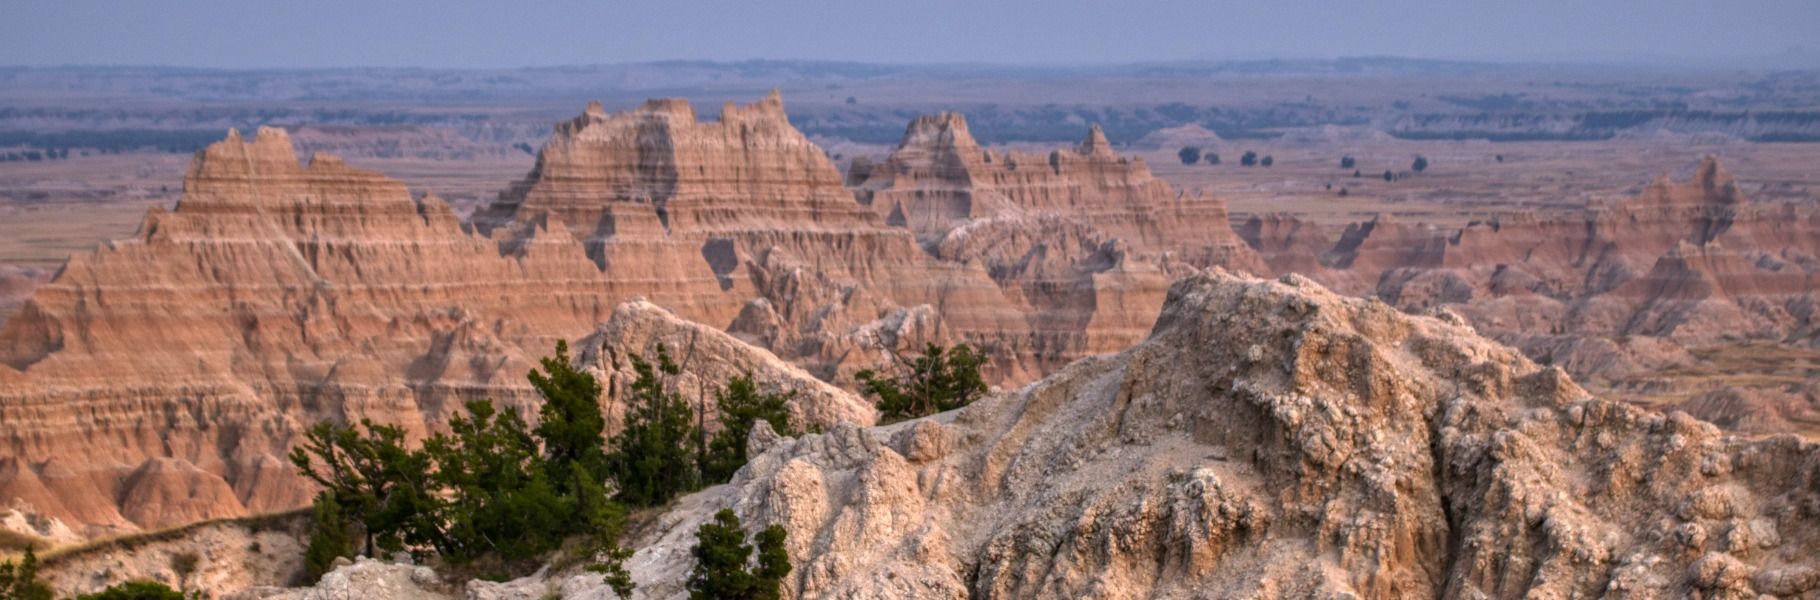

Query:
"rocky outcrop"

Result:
[[252, 271, 1820, 599]]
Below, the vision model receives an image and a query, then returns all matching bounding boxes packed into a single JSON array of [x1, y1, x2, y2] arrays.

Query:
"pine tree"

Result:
[[303, 492, 356, 583], [0, 545, 52, 600], [428, 399, 570, 561], [531, 340, 609, 494], [857, 342, 988, 421], [686, 509, 791, 600], [288, 419, 440, 556], [606, 344, 701, 506], [702, 374, 796, 483]]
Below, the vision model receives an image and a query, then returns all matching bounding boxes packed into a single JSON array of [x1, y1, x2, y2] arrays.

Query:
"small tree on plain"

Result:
[[1383, 170, 1395, 182], [1340, 155, 1355, 169], [1412, 156, 1428, 172], [1261, 155, 1274, 167], [1240, 151, 1258, 166], [1177, 146, 1201, 165], [1205, 152, 1221, 165]]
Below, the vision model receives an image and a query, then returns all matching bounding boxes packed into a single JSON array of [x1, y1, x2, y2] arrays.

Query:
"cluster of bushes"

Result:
[[292, 342, 807, 595]]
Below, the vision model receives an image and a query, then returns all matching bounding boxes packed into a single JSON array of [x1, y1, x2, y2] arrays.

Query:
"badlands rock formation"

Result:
[[243, 271, 1820, 600], [1242, 158, 1820, 434], [0, 95, 1253, 538]]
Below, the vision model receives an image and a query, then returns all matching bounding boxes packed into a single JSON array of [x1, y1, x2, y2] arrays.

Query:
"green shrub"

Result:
[[857, 343, 988, 421], [701, 374, 796, 484], [686, 509, 790, 600], [606, 344, 702, 507], [75, 581, 188, 600], [0, 545, 52, 600]]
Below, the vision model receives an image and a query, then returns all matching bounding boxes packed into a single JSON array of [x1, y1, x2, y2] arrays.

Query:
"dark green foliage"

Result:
[[606, 344, 702, 506], [1340, 155, 1355, 169], [0, 546, 52, 600], [292, 342, 635, 591], [1260, 155, 1274, 167], [702, 374, 797, 483], [1412, 156, 1428, 172], [74, 581, 188, 600], [288, 419, 440, 557], [1383, 170, 1395, 182], [531, 340, 610, 496], [303, 493, 356, 583], [857, 342, 988, 421], [428, 400, 571, 562], [686, 510, 791, 600], [1240, 150, 1258, 166], [1204, 152, 1220, 165], [1353, 169, 1362, 177], [1176, 146, 1200, 165]]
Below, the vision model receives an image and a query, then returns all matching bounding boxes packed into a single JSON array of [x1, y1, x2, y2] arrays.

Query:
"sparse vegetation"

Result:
[[1204, 152, 1220, 165], [606, 344, 702, 507], [701, 374, 798, 484], [857, 342, 988, 421], [686, 509, 791, 600], [1176, 146, 1201, 165], [0, 545, 51, 600], [1240, 151, 1258, 166], [292, 341, 636, 587], [1260, 155, 1274, 167], [75, 581, 188, 600]]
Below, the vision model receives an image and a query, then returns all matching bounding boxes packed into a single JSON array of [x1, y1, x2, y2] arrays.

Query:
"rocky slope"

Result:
[[244, 271, 1820, 599]]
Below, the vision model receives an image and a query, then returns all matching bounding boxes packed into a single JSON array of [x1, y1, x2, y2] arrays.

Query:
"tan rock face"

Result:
[[614, 271, 1820, 600], [0, 96, 1265, 537]]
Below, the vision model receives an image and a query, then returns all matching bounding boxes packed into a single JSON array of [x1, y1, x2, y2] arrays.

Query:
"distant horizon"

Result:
[[6, 1, 1820, 71], [3, 54, 1815, 73]]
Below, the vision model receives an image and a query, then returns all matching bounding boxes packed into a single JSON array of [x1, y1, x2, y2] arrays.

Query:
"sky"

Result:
[[3, 0, 1818, 69]]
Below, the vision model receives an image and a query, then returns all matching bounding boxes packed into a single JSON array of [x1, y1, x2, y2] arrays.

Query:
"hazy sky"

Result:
[[4, 0, 1818, 69]]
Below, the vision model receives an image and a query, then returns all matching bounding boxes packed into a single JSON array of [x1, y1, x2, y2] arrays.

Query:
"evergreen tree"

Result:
[[74, 581, 187, 600], [303, 492, 356, 583], [702, 374, 796, 484], [428, 400, 570, 561], [1383, 170, 1395, 182], [1412, 156, 1428, 172], [0, 545, 52, 600], [288, 419, 440, 556], [686, 510, 791, 600], [1176, 146, 1201, 165], [1204, 152, 1220, 165], [1240, 151, 1258, 166], [531, 340, 610, 496], [857, 342, 988, 421], [1260, 155, 1274, 167], [1340, 155, 1355, 169], [606, 344, 701, 506]]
